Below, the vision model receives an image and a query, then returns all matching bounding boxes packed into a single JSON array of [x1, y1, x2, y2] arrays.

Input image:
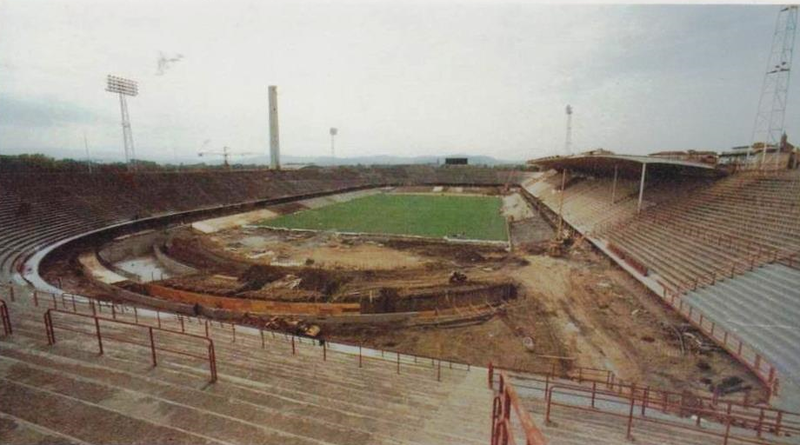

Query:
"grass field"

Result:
[[262, 193, 508, 241]]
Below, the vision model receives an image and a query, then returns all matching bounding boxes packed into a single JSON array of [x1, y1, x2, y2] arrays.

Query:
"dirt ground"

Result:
[[209, 229, 432, 270], [44, 189, 768, 402], [325, 238, 766, 401]]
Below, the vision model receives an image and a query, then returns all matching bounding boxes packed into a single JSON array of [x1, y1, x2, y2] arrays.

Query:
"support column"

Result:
[[611, 165, 618, 204], [557, 169, 567, 236], [637, 163, 647, 214], [268, 85, 281, 170]]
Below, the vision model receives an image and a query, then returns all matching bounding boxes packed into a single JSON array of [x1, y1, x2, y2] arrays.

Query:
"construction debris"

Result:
[[449, 271, 468, 284]]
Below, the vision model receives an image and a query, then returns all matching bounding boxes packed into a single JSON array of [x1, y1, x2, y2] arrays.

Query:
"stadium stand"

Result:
[[3, 163, 800, 443], [0, 286, 492, 444], [0, 167, 516, 281], [524, 163, 800, 411], [3, 285, 799, 445]]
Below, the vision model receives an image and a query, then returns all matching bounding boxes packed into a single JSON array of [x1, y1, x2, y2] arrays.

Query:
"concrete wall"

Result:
[[153, 244, 197, 275], [98, 230, 165, 263]]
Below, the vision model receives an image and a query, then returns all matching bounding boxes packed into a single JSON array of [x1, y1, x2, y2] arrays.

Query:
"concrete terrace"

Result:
[[0, 285, 493, 445]]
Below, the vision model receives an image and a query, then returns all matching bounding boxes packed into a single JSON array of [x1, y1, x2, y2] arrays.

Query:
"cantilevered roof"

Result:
[[529, 154, 725, 178]]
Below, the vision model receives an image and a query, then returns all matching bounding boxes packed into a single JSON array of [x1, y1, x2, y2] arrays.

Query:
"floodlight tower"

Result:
[[330, 127, 338, 157], [105, 75, 139, 170], [750, 5, 798, 166], [564, 105, 573, 156]]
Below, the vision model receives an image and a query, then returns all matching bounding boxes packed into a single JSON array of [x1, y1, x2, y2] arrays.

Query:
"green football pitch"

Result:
[[262, 193, 508, 241]]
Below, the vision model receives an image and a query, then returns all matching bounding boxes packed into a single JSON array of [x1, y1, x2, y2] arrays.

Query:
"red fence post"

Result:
[[545, 373, 550, 397], [44, 311, 54, 344], [94, 317, 104, 356], [149, 327, 157, 366], [491, 396, 501, 445], [0, 301, 12, 336], [208, 340, 217, 383], [626, 384, 636, 440]]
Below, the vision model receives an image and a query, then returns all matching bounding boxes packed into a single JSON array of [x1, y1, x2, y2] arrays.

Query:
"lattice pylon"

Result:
[[751, 5, 798, 167]]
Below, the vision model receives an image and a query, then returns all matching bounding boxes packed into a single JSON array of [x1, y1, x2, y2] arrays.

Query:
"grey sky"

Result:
[[0, 1, 794, 162]]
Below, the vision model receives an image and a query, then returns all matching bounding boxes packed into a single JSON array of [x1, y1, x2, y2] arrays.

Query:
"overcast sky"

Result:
[[0, 1, 795, 163]]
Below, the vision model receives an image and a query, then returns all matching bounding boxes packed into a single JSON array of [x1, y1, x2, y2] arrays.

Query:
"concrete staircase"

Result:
[[0, 287, 493, 445], [684, 264, 800, 411], [504, 373, 800, 445]]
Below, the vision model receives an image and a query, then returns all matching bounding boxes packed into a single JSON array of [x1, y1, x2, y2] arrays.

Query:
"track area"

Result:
[[261, 193, 508, 241]]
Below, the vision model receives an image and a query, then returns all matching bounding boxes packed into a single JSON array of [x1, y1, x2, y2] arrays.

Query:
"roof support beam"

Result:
[[637, 163, 647, 214], [557, 169, 567, 236], [611, 165, 618, 204]]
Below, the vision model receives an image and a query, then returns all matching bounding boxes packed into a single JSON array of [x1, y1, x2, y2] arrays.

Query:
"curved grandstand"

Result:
[[2, 162, 800, 445], [526, 154, 800, 410]]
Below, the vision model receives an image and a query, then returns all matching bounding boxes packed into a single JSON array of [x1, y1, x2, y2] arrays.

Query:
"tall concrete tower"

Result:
[[268, 85, 280, 170]]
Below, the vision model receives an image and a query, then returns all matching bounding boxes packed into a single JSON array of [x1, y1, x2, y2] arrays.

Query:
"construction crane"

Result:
[[750, 5, 798, 167], [198, 146, 258, 170]]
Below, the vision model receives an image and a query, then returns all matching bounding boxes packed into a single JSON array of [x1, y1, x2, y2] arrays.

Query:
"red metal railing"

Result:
[[0, 299, 11, 335], [490, 370, 800, 437], [544, 383, 797, 445], [43, 308, 217, 383], [498, 369, 800, 440], [658, 284, 779, 397], [5, 284, 791, 423], [490, 365, 547, 445]]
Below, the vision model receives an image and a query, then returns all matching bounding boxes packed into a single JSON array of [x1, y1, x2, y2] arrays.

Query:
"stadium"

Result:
[[2, 3, 800, 445], [2, 150, 800, 445]]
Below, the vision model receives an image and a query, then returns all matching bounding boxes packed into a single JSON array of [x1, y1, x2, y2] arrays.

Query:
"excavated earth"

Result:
[[42, 193, 768, 403]]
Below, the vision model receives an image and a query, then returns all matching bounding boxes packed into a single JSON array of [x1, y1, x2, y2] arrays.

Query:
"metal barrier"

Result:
[[660, 284, 779, 398], [11, 284, 797, 429], [499, 370, 800, 441], [43, 308, 217, 383], [490, 367, 547, 445], [544, 382, 796, 445], [0, 299, 11, 335]]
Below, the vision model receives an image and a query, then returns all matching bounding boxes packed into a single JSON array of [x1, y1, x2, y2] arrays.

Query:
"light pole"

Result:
[[105, 75, 139, 170], [330, 127, 338, 158]]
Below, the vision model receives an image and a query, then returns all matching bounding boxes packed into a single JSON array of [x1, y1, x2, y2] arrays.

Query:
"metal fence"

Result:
[[43, 307, 217, 383]]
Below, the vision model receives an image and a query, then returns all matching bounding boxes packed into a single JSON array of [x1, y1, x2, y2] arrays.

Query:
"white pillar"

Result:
[[637, 163, 647, 214], [611, 165, 618, 204], [268, 86, 280, 170], [557, 169, 567, 236]]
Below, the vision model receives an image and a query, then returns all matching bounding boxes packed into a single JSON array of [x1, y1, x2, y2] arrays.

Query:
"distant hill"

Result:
[[269, 154, 522, 167], [3, 149, 523, 168]]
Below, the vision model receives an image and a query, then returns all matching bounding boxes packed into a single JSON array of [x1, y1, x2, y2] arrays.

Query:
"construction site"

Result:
[[2, 3, 800, 445]]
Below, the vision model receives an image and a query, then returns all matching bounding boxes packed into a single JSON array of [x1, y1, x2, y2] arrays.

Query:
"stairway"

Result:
[[0, 287, 493, 445]]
